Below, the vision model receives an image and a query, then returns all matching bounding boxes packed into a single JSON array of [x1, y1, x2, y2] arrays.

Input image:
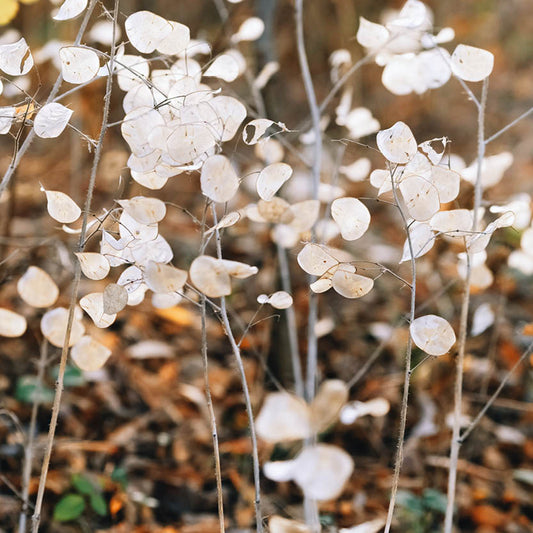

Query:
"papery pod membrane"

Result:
[[189, 255, 231, 298], [75, 253, 110, 281], [70, 335, 111, 372], [41, 307, 85, 347], [0, 308, 27, 337], [292, 444, 354, 501], [310, 379, 349, 432], [410, 314, 456, 355], [17, 266, 59, 307], [256, 392, 312, 443]]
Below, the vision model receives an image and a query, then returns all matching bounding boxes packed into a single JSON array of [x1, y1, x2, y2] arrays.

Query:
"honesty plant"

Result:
[[0, 0, 530, 531]]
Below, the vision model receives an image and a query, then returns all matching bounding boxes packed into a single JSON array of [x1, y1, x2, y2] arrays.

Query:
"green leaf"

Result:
[[50, 364, 85, 387], [422, 488, 447, 513], [397, 490, 424, 516], [89, 492, 108, 516], [111, 467, 128, 489], [53, 493, 85, 522], [15, 376, 54, 404], [71, 473, 94, 495]]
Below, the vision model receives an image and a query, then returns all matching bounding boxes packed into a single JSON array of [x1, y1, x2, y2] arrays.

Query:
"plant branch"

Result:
[[18, 340, 48, 533], [0, 0, 98, 199], [384, 166, 417, 533], [212, 206, 263, 533], [444, 77, 489, 533], [485, 104, 533, 145], [459, 338, 533, 444], [30, 3, 117, 530]]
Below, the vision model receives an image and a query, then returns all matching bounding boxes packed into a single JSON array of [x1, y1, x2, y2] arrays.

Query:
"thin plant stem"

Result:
[[0, 0, 98, 199], [199, 204, 225, 533], [460, 338, 533, 443], [201, 295, 226, 532], [212, 206, 263, 533], [384, 166, 417, 533], [444, 77, 489, 533], [485, 104, 533, 145], [294, 3, 322, 528], [30, 4, 118, 530], [277, 242, 304, 398], [18, 340, 48, 533]]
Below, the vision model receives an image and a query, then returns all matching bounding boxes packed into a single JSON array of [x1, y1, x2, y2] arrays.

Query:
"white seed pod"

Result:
[[292, 444, 354, 501], [400, 221, 435, 263], [41, 187, 81, 223], [89, 20, 122, 46], [200, 154, 239, 203], [257, 291, 293, 309], [0, 106, 16, 135], [102, 284, 128, 315], [399, 176, 440, 221], [17, 266, 59, 308], [243, 118, 286, 145], [451, 44, 494, 82], [79, 293, 117, 328], [317, 183, 345, 203], [268, 516, 310, 533], [144, 261, 187, 294], [59, 46, 99, 84], [130, 235, 173, 266], [189, 255, 231, 298], [166, 123, 216, 165], [461, 152, 513, 190], [131, 169, 169, 190], [410, 314, 456, 356], [340, 398, 390, 424], [356, 17, 389, 49], [430, 209, 473, 236], [204, 53, 241, 82], [331, 197, 370, 241], [256, 162, 293, 201], [209, 96, 247, 142], [376, 121, 417, 164], [257, 198, 292, 224], [332, 268, 374, 299], [125, 11, 172, 54], [34, 103, 73, 138], [75, 252, 110, 281], [297, 243, 339, 276], [0, 308, 27, 337], [310, 277, 333, 294], [342, 107, 380, 139], [151, 292, 183, 309], [40, 307, 85, 347], [205, 211, 241, 235], [116, 54, 150, 92], [220, 259, 258, 279], [339, 157, 371, 182], [430, 166, 460, 203], [0, 38, 33, 76], [156, 21, 190, 56], [471, 303, 495, 336], [118, 196, 166, 225], [263, 459, 298, 483], [256, 392, 312, 443], [310, 379, 349, 433], [232, 17, 265, 43], [70, 335, 112, 371], [53, 0, 88, 21], [288, 200, 320, 232]]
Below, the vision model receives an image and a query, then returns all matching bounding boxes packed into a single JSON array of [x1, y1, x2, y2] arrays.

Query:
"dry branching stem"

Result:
[[31, 3, 118, 531], [444, 77, 489, 533]]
